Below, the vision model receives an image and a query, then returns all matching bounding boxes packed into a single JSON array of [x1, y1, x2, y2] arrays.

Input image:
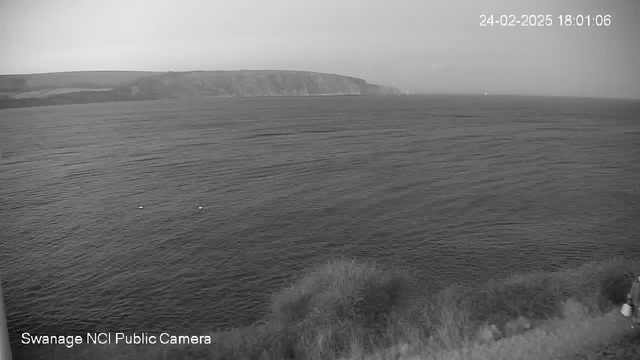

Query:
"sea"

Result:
[[1, 94, 639, 346]]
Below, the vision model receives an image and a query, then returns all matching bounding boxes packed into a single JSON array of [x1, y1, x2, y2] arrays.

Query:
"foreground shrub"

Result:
[[17, 257, 640, 360], [270, 258, 414, 359], [417, 257, 640, 350]]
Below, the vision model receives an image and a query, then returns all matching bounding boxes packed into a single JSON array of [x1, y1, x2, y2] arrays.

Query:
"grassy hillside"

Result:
[[12, 257, 640, 360], [0, 71, 159, 92]]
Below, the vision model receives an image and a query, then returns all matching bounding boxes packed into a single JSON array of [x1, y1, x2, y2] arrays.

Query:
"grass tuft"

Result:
[[269, 257, 414, 359]]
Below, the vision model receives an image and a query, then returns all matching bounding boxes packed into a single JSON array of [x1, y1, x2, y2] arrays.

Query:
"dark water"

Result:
[[1, 95, 639, 344]]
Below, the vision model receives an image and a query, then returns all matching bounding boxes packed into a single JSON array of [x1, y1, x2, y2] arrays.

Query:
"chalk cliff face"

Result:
[[125, 70, 400, 98], [0, 70, 402, 109]]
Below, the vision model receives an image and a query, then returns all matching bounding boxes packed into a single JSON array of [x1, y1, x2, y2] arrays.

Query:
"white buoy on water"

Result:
[[198, 206, 203, 210], [139, 206, 144, 209]]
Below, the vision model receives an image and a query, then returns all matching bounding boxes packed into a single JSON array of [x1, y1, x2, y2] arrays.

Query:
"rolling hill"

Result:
[[0, 70, 403, 109]]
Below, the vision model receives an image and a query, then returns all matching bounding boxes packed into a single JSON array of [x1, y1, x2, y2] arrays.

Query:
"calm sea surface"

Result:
[[1, 95, 639, 344]]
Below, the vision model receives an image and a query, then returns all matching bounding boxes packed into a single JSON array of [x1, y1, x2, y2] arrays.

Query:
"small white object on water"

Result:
[[198, 206, 203, 210], [139, 206, 144, 209]]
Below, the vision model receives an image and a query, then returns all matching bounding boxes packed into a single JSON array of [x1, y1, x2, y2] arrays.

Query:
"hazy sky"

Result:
[[1, 0, 639, 98]]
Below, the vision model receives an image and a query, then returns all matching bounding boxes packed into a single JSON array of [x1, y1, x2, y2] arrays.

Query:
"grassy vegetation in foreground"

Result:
[[14, 257, 640, 360]]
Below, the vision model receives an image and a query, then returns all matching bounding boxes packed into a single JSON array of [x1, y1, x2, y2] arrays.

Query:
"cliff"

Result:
[[0, 70, 402, 109]]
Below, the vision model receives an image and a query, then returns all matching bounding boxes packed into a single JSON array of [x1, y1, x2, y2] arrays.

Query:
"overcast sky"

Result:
[[1, 0, 638, 98]]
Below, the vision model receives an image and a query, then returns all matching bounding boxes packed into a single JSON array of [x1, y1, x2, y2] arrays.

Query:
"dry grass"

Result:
[[13, 257, 640, 360]]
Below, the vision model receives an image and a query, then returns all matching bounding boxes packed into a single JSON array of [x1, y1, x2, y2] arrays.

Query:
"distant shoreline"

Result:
[[0, 93, 407, 110], [0, 70, 405, 109]]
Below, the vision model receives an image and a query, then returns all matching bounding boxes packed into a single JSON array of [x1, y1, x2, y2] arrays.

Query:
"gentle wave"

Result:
[[1, 95, 639, 344]]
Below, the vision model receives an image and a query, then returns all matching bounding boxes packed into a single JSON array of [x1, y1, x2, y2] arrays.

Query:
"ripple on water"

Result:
[[1, 95, 639, 344]]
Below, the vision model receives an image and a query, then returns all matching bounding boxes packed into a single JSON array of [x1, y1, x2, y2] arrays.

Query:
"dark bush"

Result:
[[599, 268, 635, 306]]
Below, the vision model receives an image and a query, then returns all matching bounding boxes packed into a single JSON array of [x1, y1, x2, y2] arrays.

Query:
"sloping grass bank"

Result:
[[14, 257, 640, 360]]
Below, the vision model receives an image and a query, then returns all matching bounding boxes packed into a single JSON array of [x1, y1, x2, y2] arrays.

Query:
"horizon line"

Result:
[[0, 69, 366, 77], [1, 69, 638, 101]]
